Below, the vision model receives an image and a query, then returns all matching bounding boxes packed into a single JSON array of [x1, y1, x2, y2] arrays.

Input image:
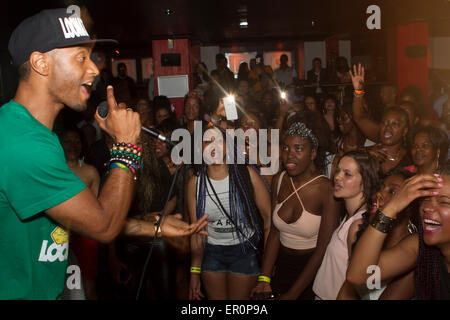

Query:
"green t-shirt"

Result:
[[0, 100, 86, 300]]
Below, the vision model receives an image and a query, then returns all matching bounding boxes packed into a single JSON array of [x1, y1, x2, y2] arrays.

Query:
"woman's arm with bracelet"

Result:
[[347, 174, 442, 285], [349, 64, 380, 142], [250, 172, 283, 299], [123, 214, 208, 239], [186, 175, 206, 300]]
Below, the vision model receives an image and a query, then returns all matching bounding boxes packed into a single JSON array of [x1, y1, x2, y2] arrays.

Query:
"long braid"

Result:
[[195, 125, 263, 250], [414, 162, 450, 299], [415, 221, 442, 300]]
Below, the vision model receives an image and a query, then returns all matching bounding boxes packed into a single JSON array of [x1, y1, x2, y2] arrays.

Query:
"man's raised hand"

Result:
[[95, 85, 141, 144]]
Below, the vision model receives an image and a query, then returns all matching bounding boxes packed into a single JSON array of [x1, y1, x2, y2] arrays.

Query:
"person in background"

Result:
[[322, 94, 339, 135], [367, 107, 412, 174], [239, 110, 274, 187], [193, 62, 210, 96], [350, 65, 418, 144], [179, 92, 206, 135], [380, 83, 398, 110], [93, 68, 113, 102], [112, 63, 136, 106], [409, 126, 449, 175], [153, 95, 177, 126], [146, 58, 155, 102], [238, 61, 250, 81], [336, 57, 351, 84], [136, 98, 153, 128], [306, 58, 329, 95], [305, 95, 320, 114], [335, 103, 370, 156], [212, 53, 235, 92], [273, 54, 297, 88], [60, 128, 100, 300]]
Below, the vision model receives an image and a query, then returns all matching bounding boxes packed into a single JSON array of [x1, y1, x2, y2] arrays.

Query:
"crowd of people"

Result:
[[1, 8, 448, 300], [56, 48, 450, 301]]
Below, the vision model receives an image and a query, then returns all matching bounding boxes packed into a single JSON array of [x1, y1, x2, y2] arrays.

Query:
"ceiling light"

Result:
[[240, 18, 248, 28]]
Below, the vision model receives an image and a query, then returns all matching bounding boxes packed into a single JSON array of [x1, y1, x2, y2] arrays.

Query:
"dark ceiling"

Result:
[[4, 0, 450, 48]]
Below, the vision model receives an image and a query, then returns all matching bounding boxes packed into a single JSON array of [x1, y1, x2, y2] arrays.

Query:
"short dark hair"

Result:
[[313, 57, 322, 64], [409, 126, 449, 165], [18, 61, 31, 81], [383, 106, 409, 129], [216, 53, 226, 63]]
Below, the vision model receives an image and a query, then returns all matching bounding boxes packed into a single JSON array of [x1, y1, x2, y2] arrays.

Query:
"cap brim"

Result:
[[56, 38, 118, 49]]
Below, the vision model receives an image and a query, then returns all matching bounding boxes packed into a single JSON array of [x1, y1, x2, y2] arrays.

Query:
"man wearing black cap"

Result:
[[0, 8, 206, 300]]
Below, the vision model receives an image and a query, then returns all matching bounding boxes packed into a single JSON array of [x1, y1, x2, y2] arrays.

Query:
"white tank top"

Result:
[[197, 175, 254, 245]]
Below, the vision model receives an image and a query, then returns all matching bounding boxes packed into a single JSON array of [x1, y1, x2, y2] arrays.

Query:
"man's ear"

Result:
[[29, 51, 50, 76]]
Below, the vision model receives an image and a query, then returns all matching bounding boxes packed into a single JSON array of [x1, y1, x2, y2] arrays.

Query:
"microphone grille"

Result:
[[97, 101, 109, 118]]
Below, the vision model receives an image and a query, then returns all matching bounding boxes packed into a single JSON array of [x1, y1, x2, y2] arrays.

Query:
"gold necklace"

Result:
[[386, 149, 402, 162]]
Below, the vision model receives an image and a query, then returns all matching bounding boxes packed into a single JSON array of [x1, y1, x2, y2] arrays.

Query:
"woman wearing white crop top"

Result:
[[313, 150, 381, 300], [251, 112, 340, 300], [187, 124, 271, 300]]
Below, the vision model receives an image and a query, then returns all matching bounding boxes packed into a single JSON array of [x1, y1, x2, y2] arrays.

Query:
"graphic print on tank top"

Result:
[[198, 175, 254, 245]]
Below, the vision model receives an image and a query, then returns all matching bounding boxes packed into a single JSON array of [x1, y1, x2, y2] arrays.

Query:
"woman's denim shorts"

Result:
[[201, 234, 260, 276]]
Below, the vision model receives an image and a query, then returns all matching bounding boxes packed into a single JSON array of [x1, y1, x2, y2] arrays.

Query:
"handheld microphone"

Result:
[[97, 102, 175, 146]]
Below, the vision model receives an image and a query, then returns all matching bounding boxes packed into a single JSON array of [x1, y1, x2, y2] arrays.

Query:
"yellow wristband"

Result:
[[190, 267, 201, 274], [258, 275, 271, 283]]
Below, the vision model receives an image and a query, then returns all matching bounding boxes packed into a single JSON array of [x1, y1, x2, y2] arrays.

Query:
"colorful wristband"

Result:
[[110, 161, 131, 171], [190, 267, 201, 274], [258, 275, 271, 283], [354, 89, 364, 95]]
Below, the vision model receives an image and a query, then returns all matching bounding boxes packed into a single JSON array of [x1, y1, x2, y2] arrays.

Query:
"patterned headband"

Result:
[[287, 122, 319, 150]]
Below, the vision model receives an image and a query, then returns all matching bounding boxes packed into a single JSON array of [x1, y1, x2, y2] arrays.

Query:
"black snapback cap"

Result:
[[8, 8, 117, 66]]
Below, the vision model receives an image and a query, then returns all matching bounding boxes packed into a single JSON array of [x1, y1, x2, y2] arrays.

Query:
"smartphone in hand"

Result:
[[223, 95, 238, 120]]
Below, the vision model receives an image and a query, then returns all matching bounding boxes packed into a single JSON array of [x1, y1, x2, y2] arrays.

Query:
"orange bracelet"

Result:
[[354, 89, 364, 95]]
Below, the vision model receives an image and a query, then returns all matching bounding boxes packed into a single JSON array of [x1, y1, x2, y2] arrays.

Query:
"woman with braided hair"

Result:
[[187, 124, 271, 300], [250, 112, 340, 300], [347, 161, 450, 299]]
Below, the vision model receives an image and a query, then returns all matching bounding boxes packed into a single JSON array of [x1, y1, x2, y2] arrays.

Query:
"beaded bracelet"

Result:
[[258, 275, 271, 284], [110, 142, 142, 168], [190, 267, 201, 274]]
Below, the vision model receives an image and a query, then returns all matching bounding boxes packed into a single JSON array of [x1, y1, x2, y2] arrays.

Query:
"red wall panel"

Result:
[[152, 39, 191, 119], [396, 23, 429, 104]]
